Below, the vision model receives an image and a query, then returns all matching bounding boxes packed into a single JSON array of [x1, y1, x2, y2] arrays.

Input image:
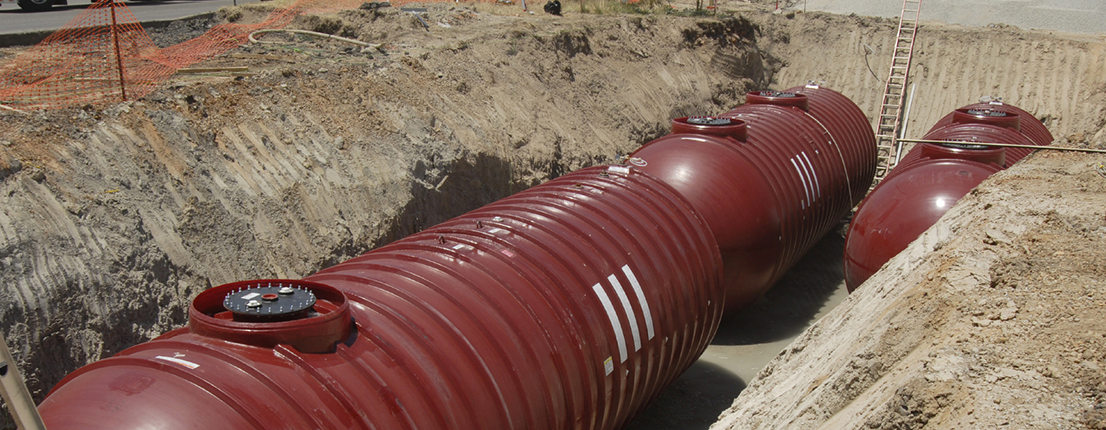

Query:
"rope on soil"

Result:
[[248, 29, 384, 51], [0, 103, 29, 115]]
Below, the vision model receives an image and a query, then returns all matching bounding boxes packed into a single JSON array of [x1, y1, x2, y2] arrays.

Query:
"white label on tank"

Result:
[[621, 265, 655, 340], [488, 228, 504, 234], [608, 274, 641, 352], [155, 356, 200, 370], [604, 357, 614, 375], [607, 165, 631, 175], [593, 283, 628, 363], [240, 292, 260, 300]]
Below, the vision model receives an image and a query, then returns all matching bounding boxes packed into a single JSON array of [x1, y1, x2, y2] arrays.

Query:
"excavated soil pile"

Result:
[[1, 2, 1105, 429]]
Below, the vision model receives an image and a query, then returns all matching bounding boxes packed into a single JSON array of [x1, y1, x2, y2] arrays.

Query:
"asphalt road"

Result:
[[0, 0, 265, 35], [802, 0, 1106, 34]]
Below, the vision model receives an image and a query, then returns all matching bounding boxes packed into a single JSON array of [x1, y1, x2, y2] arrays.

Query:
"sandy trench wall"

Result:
[[752, 10, 1106, 146], [0, 8, 773, 426]]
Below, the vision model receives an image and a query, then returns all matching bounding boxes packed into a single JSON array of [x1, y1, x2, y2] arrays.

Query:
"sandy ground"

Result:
[[1, 0, 1105, 429]]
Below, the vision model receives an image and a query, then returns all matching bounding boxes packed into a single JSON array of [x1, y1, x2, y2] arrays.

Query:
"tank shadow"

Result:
[[711, 230, 847, 346], [624, 360, 747, 430]]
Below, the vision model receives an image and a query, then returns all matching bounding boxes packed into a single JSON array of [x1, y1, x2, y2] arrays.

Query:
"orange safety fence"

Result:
[[0, 0, 442, 110]]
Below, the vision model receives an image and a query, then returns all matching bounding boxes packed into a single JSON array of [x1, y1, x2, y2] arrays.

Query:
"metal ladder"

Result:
[[872, 0, 921, 186]]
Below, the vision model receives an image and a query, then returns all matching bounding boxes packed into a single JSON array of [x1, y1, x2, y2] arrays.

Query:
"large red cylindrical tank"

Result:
[[40, 165, 724, 430], [843, 102, 1053, 292], [37, 85, 876, 429], [632, 85, 876, 310]]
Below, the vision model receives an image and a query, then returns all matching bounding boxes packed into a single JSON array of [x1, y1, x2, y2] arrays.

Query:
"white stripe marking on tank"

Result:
[[801, 151, 821, 199], [798, 155, 815, 205], [621, 265, 655, 340], [593, 282, 628, 363], [608, 274, 641, 352], [796, 156, 814, 208], [797, 152, 816, 202]]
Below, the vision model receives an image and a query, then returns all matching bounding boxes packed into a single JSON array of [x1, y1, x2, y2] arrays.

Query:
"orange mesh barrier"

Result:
[[0, 0, 433, 109]]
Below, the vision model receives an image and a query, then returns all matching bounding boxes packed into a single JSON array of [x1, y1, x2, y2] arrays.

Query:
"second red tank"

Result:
[[844, 101, 1053, 291], [632, 84, 876, 309]]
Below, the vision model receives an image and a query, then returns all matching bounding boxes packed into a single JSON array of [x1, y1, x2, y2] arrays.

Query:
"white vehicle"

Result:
[[2, 0, 84, 12]]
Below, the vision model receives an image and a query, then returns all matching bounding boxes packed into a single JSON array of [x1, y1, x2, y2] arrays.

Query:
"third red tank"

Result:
[[844, 101, 1053, 291]]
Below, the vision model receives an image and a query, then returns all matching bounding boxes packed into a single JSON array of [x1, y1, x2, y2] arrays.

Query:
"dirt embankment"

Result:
[[713, 150, 1106, 429], [0, 5, 770, 427]]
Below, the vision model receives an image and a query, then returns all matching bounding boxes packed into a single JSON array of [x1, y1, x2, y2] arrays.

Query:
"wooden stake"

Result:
[[0, 331, 47, 430]]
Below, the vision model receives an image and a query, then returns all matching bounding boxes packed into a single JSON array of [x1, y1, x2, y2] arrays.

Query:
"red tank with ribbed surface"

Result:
[[40, 165, 724, 430], [930, 102, 1054, 147], [630, 84, 876, 310], [36, 84, 877, 429], [844, 101, 1052, 292]]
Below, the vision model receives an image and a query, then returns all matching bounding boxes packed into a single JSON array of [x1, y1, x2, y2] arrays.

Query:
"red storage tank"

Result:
[[37, 85, 876, 430], [632, 85, 876, 310], [843, 102, 1053, 292], [41, 165, 724, 430]]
